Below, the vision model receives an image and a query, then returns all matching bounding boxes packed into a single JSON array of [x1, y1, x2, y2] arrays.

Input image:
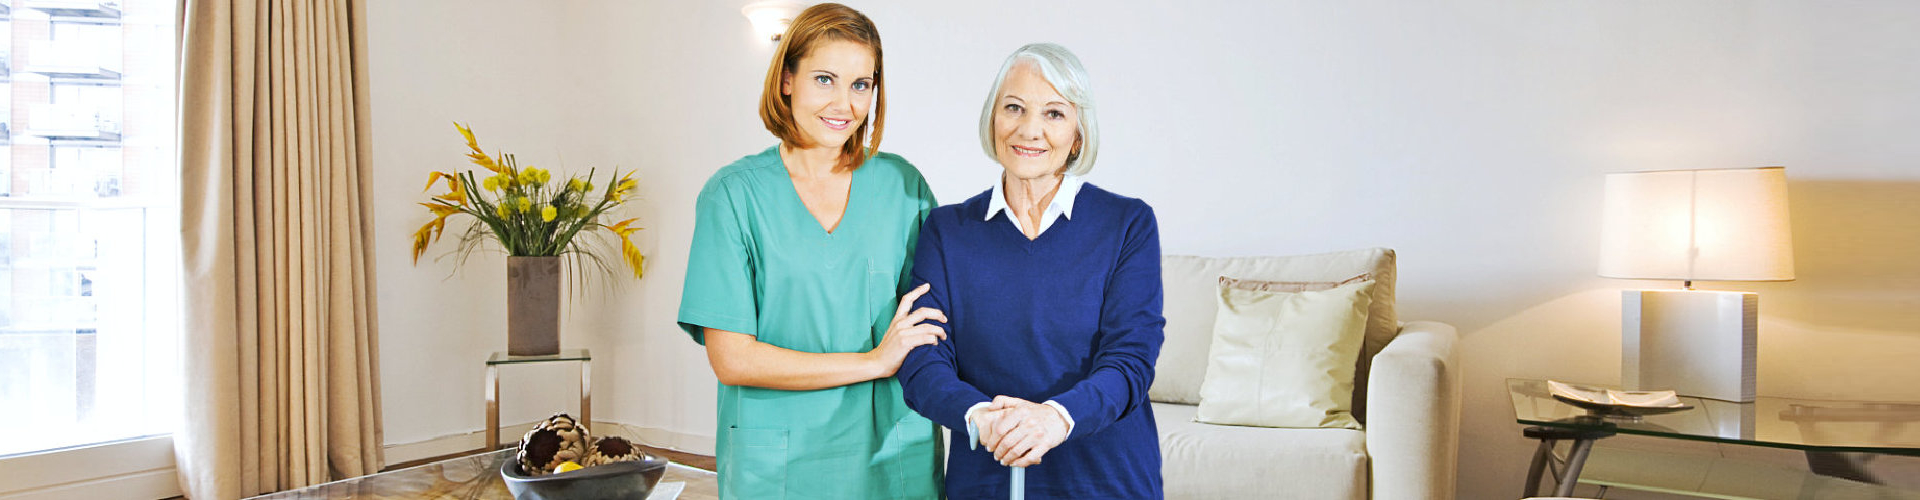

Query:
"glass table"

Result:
[[1508, 378, 1920, 498], [486, 349, 593, 451], [246, 448, 718, 499]]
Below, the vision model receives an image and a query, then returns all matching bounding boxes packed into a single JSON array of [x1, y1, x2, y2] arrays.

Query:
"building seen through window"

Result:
[[0, 0, 179, 457]]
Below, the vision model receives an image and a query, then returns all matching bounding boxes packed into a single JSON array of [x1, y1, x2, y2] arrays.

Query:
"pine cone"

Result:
[[582, 435, 643, 467], [517, 413, 591, 475]]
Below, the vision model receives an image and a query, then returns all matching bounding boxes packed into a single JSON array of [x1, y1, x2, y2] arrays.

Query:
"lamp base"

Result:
[[1621, 290, 1757, 402]]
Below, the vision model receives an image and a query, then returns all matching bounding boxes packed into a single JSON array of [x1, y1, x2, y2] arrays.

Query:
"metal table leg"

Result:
[[1556, 438, 1600, 497], [581, 358, 592, 431], [1523, 437, 1557, 498], [1522, 425, 1616, 498], [486, 364, 500, 452]]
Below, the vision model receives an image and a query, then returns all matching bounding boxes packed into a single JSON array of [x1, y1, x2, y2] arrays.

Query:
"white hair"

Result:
[[979, 43, 1099, 176]]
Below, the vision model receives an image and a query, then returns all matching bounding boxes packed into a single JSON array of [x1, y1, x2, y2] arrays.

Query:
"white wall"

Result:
[[367, 1, 597, 451], [368, 1, 1920, 497]]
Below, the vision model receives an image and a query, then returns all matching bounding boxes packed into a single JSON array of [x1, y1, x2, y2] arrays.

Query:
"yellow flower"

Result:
[[519, 168, 550, 186], [609, 171, 639, 201], [411, 202, 464, 264], [456, 122, 507, 173], [416, 123, 646, 283], [411, 225, 434, 263], [422, 171, 452, 192], [602, 218, 646, 279], [435, 180, 467, 206], [426, 203, 461, 236]]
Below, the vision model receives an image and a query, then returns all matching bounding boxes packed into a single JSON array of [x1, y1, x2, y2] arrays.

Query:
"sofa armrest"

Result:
[[1364, 321, 1462, 500]]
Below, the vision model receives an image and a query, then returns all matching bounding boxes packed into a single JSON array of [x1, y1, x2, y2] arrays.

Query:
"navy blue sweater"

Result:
[[898, 183, 1165, 500]]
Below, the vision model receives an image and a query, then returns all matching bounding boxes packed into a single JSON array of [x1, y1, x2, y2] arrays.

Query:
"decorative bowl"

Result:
[[1552, 394, 1693, 422], [500, 452, 669, 500]]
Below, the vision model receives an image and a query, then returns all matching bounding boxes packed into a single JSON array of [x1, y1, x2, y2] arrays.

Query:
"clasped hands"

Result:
[[974, 395, 1069, 468]]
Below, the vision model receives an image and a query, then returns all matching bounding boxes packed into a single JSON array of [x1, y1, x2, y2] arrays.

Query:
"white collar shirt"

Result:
[[985, 173, 1084, 237]]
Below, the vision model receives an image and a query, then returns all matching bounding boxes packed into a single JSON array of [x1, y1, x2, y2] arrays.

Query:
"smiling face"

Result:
[[781, 40, 877, 151], [991, 61, 1080, 181]]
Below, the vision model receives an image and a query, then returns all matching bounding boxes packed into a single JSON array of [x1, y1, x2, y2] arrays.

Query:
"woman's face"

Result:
[[992, 61, 1079, 181], [782, 40, 876, 150]]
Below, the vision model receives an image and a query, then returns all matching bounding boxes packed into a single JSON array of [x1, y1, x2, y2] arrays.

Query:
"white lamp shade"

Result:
[[1599, 167, 1794, 282]]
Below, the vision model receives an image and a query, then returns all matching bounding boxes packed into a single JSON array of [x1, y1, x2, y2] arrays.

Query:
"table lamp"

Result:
[[1598, 167, 1794, 402]]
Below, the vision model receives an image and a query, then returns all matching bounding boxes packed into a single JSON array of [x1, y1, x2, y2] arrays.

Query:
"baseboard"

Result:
[[383, 419, 716, 465], [383, 418, 540, 465], [0, 469, 181, 500], [0, 436, 182, 500], [592, 421, 716, 456]]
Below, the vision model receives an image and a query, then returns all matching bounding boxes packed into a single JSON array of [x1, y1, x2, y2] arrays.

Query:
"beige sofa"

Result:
[[1153, 249, 1461, 500]]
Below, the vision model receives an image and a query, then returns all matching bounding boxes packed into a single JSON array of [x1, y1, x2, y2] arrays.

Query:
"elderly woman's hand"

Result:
[[979, 396, 1069, 467]]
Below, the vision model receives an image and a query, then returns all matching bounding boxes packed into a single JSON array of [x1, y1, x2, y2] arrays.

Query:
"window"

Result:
[[0, 0, 179, 458]]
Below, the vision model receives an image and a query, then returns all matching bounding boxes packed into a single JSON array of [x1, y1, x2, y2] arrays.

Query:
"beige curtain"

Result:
[[176, 0, 382, 498]]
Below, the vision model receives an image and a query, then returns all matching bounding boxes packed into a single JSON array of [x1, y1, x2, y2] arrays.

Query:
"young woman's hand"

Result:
[[867, 284, 947, 377]]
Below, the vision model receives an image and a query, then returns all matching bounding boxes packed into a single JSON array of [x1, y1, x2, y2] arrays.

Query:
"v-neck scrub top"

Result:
[[678, 146, 942, 500]]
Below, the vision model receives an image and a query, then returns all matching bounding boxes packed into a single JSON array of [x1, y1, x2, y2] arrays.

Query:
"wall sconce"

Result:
[[742, 1, 804, 42]]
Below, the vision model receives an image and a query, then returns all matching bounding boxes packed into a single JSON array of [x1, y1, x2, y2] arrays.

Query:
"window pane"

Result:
[[0, 0, 178, 457]]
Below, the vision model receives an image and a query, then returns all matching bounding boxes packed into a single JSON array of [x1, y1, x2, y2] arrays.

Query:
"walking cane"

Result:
[[968, 419, 1026, 500]]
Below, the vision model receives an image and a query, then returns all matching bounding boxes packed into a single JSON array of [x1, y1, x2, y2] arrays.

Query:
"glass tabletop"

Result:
[[487, 349, 592, 365], [246, 448, 717, 499], [1508, 378, 1920, 455]]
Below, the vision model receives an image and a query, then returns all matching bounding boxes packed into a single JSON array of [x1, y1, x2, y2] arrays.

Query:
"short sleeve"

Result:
[[676, 177, 758, 344], [897, 164, 938, 294]]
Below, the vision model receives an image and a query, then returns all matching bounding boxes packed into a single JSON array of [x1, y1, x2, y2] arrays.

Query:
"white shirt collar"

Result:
[[986, 173, 1084, 237]]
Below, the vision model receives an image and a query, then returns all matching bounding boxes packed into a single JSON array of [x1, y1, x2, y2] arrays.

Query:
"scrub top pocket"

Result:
[[724, 426, 789, 500]]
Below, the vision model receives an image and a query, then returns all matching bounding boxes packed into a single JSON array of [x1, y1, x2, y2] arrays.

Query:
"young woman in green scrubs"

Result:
[[676, 4, 946, 499]]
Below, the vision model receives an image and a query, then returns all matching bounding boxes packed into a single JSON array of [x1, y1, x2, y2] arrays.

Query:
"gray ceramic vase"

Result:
[[507, 256, 561, 356]]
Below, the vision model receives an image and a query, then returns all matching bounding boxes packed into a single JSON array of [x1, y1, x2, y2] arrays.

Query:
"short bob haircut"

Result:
[[979, 43, 1099, 176], [760, 3, 886, 169]]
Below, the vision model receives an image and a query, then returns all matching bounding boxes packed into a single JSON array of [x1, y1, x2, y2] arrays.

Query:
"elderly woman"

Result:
[[898, 43, 1164, 499], [678, 3, 945, 498]]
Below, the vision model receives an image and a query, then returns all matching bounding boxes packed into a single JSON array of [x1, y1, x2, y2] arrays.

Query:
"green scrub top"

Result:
[[677, 146, 941, 500]]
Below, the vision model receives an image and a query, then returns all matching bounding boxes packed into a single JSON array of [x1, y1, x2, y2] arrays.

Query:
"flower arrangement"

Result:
[[411, 123, 644, 279]]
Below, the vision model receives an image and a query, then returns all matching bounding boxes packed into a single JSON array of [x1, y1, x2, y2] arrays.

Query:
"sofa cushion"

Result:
[[1217, 274, 1370, 293], [1196, 279, 1373, 429], [1155, 402, 1367, 500], [1152, 249, 1398, 421]]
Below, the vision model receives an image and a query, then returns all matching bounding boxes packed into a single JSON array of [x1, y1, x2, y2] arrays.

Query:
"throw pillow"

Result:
[[1195, 278, 1374, 429], [1150, 249, 1397, 420], [1217, 274, 1370, 294]]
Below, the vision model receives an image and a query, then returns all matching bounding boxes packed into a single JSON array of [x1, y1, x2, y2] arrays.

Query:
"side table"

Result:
[[486, 349, 592, 451], [1507, 378, 1920, 498]]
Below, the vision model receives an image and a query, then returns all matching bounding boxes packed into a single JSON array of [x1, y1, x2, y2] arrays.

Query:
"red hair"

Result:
[[758, 3, 885, 169]]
